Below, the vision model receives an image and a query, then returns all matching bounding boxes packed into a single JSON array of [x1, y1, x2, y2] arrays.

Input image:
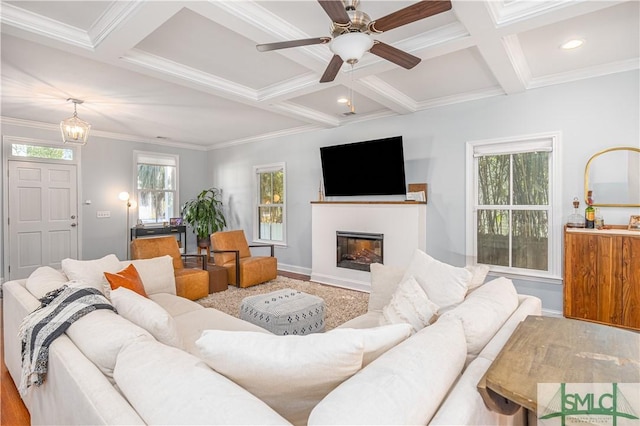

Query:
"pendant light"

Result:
[[60, 98, 91, 145]]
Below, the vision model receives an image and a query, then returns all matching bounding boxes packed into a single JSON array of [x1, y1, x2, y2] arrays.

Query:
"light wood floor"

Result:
[[0, 271, 307, 425]]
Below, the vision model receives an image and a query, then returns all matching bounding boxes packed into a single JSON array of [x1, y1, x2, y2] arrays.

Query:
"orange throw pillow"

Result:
[[104, 263, 148, 297]]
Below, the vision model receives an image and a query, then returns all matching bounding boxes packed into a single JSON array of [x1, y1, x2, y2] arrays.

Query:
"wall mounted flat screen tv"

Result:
[[320, 136, 407, 197]]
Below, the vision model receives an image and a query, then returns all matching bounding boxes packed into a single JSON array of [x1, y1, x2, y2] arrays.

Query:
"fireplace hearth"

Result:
[[336, 231, 383, 272]]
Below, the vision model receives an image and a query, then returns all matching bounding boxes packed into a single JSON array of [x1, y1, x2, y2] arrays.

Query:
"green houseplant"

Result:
[[181, 187, 227, 247]]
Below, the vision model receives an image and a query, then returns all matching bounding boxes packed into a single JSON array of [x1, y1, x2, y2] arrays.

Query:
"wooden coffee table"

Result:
[[478, 315, 640, 415]]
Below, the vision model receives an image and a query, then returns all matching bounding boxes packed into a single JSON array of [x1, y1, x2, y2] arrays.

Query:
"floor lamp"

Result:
[[119, 192, 131, 259]]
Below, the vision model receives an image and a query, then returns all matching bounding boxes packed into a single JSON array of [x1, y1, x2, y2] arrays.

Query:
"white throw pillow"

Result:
[[61, 254, 122, 294], [25, 266, 68, 299], [110, 287, 183, 349], [332, 323, 413, 367], [121, 255, 176, 295], [368, 262, 405, 313], [66, 309, 153, 381], [114, 340, 289, 425], [440, 276, 519, 357], [308, 316, 467, 426], [380, 276, 440, 334], [402, 249, 471, 309], [465, 264, 490, 292], [196, 329, 366, 425]]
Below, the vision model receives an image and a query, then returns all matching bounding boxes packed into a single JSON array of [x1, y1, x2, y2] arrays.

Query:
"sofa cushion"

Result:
[[110, 287, 182, 349], [121, 255, 176, 295], [308, 316, 467, 426], [61, 254, 122, 294], [104, 264, 148, 297], [66, 309, 153, 381], [25, 266, 68, 299], [338, 311, 383, 329], [440, 276, 519, 358], [148, 293, 204, 317], [196, 329, 367, 425], [380, 275, 439, 333], [338, 323, 412, 367], [466, 264, 490, 292], [114, 340, 290, 425], [368, 262, 404, 313], [402, 249, 471, 309]]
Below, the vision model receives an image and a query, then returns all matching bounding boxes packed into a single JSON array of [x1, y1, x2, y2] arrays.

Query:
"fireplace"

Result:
[[336, 231, 383, 272]]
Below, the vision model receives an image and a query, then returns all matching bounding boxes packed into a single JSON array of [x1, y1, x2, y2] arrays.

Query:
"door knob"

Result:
[[71, 215, 76, 219], [71, 223, 77, 227]]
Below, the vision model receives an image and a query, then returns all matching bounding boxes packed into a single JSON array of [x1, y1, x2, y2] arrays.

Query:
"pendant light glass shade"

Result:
[[60, 99, 91, 145]]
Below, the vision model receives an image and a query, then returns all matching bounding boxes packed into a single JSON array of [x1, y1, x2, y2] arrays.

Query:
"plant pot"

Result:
[[197, 237, 210, 248]]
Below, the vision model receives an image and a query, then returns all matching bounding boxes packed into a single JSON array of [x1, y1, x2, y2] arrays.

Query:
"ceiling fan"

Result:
[[256, 0, 452, 83]]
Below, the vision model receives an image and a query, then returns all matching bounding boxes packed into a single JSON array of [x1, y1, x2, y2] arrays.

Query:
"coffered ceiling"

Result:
[[1, 1, 638, 150]]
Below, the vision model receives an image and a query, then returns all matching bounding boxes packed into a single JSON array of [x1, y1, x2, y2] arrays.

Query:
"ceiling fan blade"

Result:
[[256, 37, 331, 52], [369, 0, 452, 33], [320, 55, 344, 83], [317, 0, 351, 25], [370, 42, 421, 69]]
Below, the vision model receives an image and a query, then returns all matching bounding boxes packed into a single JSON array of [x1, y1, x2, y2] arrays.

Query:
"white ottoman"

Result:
[[240, 288, 325, 335]]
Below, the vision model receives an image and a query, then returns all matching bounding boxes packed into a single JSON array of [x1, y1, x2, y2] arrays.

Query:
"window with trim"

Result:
[[254, 163, 286, 245], [466, 133, 561, 279], [135, 152, 178, 225]]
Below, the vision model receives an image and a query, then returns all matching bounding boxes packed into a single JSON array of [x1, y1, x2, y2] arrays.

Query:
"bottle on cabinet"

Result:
[[567, 197, 585, 228], [595, 208, 604, 230], [585, 190, 595, 229]]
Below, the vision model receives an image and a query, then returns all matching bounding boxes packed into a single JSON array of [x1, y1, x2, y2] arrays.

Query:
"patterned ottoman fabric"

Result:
[[240, 288, 325, 335]]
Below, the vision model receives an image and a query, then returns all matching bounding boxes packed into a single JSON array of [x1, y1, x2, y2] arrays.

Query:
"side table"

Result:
[[207, 263, 228, 293]]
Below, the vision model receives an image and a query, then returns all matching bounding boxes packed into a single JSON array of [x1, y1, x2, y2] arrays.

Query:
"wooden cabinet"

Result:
[[564, 226, 640, 331]]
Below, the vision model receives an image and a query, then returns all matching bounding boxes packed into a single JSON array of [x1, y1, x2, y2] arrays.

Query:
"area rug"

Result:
[[197, 276, 369, 330]]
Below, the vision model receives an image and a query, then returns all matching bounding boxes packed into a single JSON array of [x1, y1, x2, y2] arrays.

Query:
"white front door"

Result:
[[8, 160, 78, 280]]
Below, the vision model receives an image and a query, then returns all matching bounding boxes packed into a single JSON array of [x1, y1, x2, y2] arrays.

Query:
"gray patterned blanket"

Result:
[[18, 284, 115, 396]]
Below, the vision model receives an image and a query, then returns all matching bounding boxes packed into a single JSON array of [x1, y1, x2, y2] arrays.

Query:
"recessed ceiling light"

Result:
[[561, 39, 584, 50], [337, 97, 349, 104]]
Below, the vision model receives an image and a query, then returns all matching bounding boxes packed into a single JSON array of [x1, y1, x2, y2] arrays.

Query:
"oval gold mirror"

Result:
[[584, 146, 640, 207]]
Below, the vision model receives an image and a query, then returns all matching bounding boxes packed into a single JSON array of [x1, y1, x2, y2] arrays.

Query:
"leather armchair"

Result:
[[130, 236, 209, 300], [210, 230, 277, 288]]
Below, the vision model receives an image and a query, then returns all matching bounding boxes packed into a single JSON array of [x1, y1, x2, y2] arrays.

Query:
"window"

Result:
[[135, 151, 178, 225], [11, 143, 73, 160], [254, 163, 286, 245], [466, 133, 561, 279]]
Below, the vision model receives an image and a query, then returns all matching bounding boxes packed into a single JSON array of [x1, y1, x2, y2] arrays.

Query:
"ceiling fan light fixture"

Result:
[[330, 32, 373, 63], [60, 98, 91, 145]]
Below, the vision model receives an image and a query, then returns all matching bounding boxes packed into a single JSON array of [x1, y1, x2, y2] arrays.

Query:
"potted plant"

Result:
[[181, 187, 227, 248]]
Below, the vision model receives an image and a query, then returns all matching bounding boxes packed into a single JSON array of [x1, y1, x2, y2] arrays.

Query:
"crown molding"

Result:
[[486, 0, 575, 27], [268, 102, 340, 127], [502, 34, 532, 88], [356, 76, 418, 113], [208, 124, 324, 150], [0, 2, 93, 49], [415, 87, 505, 111], [527, 58, 640, 90], [88, 1, 143, 48], [209, 0, 329, 64], [121, 49, 257, 101]]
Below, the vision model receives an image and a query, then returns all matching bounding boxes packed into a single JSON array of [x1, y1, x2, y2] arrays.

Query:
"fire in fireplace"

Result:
[[336, 231, 383, 272]]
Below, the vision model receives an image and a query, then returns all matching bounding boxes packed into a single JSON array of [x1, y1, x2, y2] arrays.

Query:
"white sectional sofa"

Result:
[[2, 251, 541, 425]]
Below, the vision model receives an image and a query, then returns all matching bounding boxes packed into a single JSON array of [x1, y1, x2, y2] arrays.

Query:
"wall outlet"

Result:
[[96, 211, 111, 218]]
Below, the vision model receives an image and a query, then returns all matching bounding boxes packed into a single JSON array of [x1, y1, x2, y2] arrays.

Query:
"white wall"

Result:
[[209, 70, 640, 314]]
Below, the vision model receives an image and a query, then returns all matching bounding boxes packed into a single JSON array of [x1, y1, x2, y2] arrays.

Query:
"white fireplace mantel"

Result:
[[311, 201, 426, 292]]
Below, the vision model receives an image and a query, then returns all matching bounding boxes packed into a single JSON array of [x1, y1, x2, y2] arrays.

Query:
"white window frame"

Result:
[[133, 151, 179, 225], [253, 162, 287, 246], [465, 131, 562, 281]]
